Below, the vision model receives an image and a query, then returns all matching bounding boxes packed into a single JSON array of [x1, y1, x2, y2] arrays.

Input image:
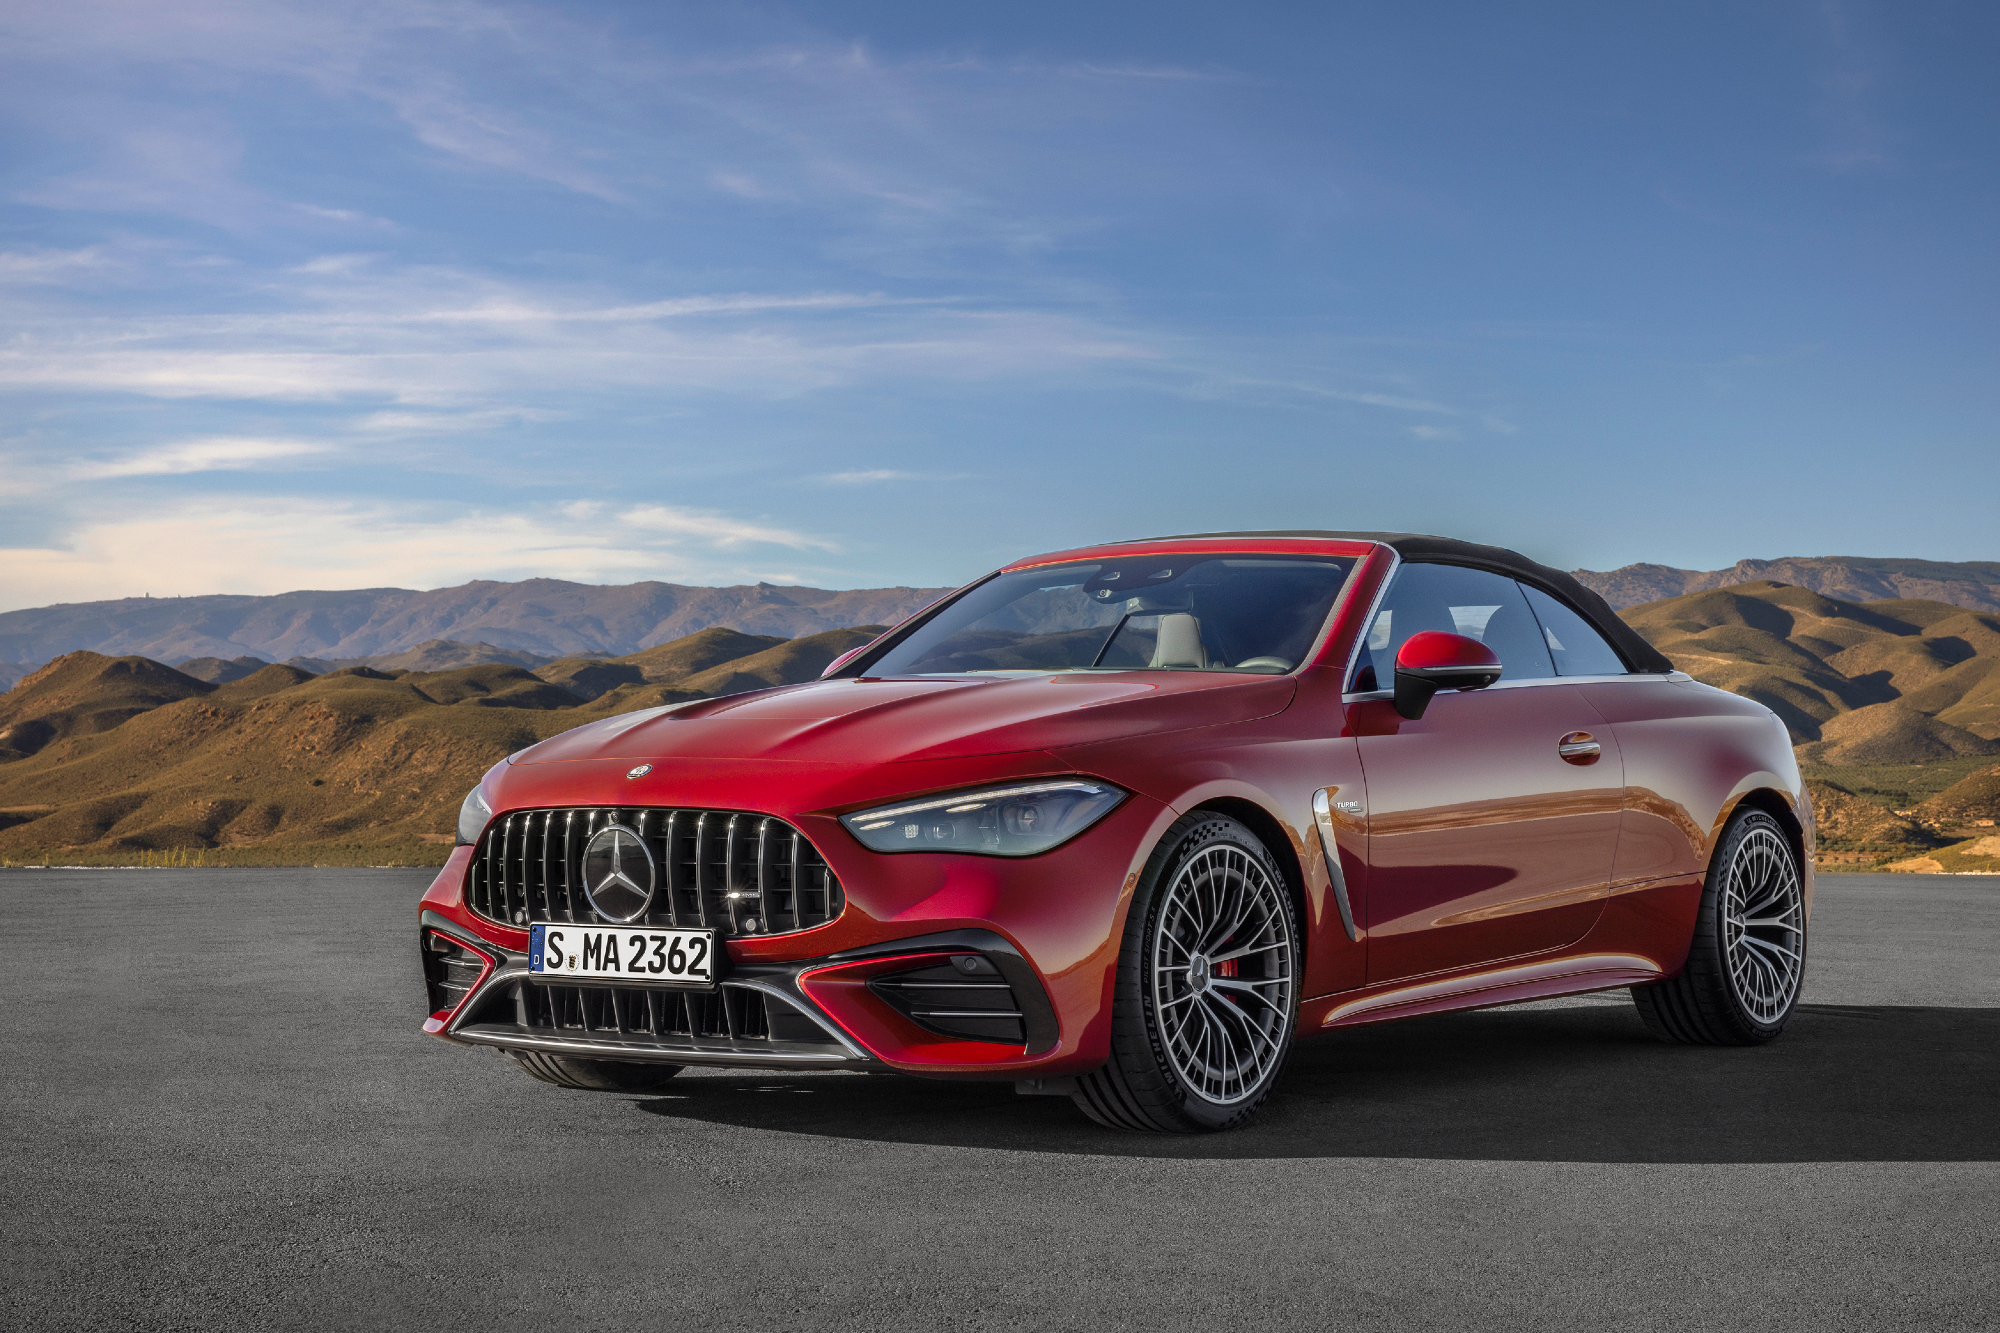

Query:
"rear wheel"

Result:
[[506, 1051, 684, 1091], [1632, 807, 1806, 1045], [1072, 812, 1299, 1133]]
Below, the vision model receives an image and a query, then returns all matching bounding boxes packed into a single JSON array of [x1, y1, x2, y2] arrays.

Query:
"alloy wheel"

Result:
[[1720, 822, 1806, 1026], [1148, 842, 1295, 1105]]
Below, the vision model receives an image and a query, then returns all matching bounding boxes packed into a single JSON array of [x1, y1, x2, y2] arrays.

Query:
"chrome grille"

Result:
[[467, 807, 843, 936]]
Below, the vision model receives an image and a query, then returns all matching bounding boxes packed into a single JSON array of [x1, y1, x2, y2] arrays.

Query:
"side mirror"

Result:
[[1393, 631, 1502, 720]]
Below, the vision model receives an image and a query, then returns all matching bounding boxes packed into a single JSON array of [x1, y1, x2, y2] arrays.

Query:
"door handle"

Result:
[[1558, 731, 1601, 764]]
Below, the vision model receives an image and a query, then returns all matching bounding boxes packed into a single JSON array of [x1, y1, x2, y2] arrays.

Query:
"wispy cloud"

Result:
[[1062, 63, 1219, 81], [619, 504, 836, 551], [71, 437, 323, 478], [1198, 375, 1461, 417], [0, 260, 1157, 405], [1809, 0, 1892, 174], [0, 495, 843, 609], [816, 469, 967, 485], [351, 407, 562, 434], [0, 245, 125, 283]]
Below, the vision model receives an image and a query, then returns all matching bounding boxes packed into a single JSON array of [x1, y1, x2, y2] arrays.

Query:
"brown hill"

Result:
[[1803, 782, 1931, 847], [177, 655, 272, 684], [674, 627, 883, 697], [534, 626, 786, 701], [1914, 765, 2000, 829], [0, 623, 886, 863], [1578, 557, 2000, 613], [396, 664, 581, 710], [1794, 704, 2000, 767], [285, 639, 558, 675], [531, 658, 645, 701], [214, 663, 318, 700], [0, 663, 563, 858], [0, 653, 214, 762], [1620, 582, 2000, 748]]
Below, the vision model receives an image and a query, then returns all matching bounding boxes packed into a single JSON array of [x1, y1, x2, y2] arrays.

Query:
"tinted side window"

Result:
[[1349, 563, 1556, 690], [1520, 584, 1629, 676]]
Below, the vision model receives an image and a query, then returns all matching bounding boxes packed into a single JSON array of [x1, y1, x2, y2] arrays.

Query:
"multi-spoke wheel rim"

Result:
[[1149, 843, 1294, 1105], [1721, 824, 1805, 1026]]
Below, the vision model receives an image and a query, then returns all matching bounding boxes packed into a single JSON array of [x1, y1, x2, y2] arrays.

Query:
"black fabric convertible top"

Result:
[[1135, 529, 1676, 675]]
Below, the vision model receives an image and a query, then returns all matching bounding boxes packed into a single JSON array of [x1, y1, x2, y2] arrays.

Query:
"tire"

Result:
[[1072, 812, 1299, 1133], [506, 1051, 685, 1091], [1632, 807, 1807, 1045]]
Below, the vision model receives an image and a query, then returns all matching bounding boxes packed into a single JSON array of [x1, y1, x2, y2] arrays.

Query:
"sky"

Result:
[[1, 0, 1996, 611]]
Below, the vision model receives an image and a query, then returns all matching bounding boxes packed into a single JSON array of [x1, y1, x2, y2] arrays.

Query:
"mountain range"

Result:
[[0, 578, 954, 677], [4, 564, 1999, 871], [5, 555, 1999, 687], [1573, 556, 2000, 612]]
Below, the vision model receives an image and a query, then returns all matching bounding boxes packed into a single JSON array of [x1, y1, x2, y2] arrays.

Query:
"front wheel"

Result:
[[1632, 807, 1807, 1045], [1072, 812, 1299, 1133]]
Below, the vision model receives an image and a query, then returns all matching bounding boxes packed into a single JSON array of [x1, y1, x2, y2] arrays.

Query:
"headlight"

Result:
[[456, 784, 493, 846], [841, 780, 1126, 857]]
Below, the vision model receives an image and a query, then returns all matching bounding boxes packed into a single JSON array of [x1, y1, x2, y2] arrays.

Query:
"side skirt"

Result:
[[1302, 952, 1662, 1030]]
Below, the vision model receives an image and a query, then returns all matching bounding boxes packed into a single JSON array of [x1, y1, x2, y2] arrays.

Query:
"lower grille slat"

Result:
[[467, 805, 843, 937]]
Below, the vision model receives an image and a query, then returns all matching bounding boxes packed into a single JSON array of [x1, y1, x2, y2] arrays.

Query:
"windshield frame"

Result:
[[834, 548, 1367, 681]]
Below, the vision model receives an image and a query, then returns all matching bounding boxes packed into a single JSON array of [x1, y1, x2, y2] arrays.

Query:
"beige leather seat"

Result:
[[1150, 613, 1207, 669]]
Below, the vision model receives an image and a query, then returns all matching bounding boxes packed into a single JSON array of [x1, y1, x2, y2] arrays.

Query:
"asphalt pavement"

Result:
[[4, 868, 1996, 1332]]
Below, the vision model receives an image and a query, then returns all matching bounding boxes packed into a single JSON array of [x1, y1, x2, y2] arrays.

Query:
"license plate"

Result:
[[529, 924, 717, 988]]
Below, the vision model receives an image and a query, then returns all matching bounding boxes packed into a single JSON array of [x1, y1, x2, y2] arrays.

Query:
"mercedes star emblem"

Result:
[[580, 824, 656, 923]]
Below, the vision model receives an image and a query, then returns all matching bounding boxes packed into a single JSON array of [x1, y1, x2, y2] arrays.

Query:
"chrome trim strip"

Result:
[[1341, 673, 1661, 703], [454, 1025, 867, 1068], [1334, 544, 1401, 690]]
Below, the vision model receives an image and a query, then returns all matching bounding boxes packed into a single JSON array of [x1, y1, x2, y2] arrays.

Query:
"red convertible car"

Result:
[[419, 531, 1811, 1132]]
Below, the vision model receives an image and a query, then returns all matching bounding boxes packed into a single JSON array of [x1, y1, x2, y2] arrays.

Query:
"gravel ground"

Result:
[[3, 869, 1995, 1332]]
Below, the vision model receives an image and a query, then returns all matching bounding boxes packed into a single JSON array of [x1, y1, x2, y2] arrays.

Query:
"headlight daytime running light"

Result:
[[455, 784, 493, 846], [841, 779, 1126, 857]]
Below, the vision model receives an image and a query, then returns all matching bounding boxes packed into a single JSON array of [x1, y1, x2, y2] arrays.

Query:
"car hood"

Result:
[[515, 672, 1297, 768]]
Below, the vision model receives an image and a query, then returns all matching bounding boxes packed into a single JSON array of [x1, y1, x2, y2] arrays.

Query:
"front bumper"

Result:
[[418, 788, 1176, 1077], [423, 910, 1063, 1077]]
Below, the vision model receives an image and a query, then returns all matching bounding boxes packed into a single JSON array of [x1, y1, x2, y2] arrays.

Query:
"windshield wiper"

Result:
[[1088, 614, 1132, 669]]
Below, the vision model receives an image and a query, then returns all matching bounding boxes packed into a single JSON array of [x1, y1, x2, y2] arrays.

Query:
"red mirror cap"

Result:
[[1395, 630, 1500, 672]]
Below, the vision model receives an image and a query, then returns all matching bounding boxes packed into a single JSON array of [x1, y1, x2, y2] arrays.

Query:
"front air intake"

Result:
[[421, 931, 488, 1019], [869, 955, 1028, 1045], [466, 807, 843, 937]]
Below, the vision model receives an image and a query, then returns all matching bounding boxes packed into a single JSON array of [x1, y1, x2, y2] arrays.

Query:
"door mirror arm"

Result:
[[1392, 631, 1503, 720]]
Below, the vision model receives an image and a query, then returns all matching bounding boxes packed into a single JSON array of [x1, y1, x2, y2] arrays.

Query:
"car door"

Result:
[[1346, 563, 1625, 984]]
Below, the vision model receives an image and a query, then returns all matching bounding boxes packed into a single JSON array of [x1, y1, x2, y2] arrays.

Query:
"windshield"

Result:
[[865, 554, 1356, 677]]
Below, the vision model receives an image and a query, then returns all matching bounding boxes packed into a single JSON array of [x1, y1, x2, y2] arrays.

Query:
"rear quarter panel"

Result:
[[1577, 676, 1813, 922]]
